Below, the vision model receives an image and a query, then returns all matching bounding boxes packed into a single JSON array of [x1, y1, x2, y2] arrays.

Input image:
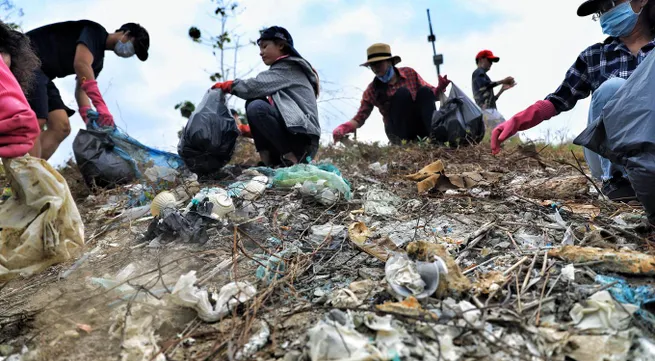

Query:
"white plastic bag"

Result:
[[0, 156, 84, 281]]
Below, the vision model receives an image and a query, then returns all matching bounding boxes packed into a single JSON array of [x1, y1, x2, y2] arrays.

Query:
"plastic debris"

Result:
[[595, 274, 655, 324], [307, 311, 381, 361], [406, 241, 471, 297], [273, 163, 352, 200], [255, 247, 301, 284], [235, 320, 270, 360], [570, 290, 638, 330], [561, 264, 576, 282], [0, 156, 85, 282], [385, 252, 446, 299], [170, 271, 256, 322], [363, 189, 402, 216], [368, 162, 388, 175], [309, 223, 346, 246]]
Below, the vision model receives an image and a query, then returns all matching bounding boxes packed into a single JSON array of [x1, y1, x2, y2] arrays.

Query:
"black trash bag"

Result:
[[431, 83, 485, 147], [574, 50, 655, 221], [178, 89, 240, 176], [73, 129, 137, 189], [142, 200, 218, 244]]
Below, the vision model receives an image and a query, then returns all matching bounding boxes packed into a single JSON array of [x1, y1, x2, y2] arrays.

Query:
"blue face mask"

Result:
[[600, 2, 641, 38], [376, 65, 395, 83]]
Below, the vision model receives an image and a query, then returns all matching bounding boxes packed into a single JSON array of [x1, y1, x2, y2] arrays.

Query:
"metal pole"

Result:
[[426, 9, 443, 77]]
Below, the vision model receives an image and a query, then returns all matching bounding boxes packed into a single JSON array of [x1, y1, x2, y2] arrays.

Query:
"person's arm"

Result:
[[75, 75, 93, 124], [230, 64, 292, 99], [75, 44, 114, 126], [0, 61, 40, 158], [491, 51, 592, 154], [411, 68, 449, 96], [333, 86, 374, 142]]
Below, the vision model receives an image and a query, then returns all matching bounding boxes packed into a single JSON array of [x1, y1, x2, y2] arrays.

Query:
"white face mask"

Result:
[[114, 37, 136, 58]]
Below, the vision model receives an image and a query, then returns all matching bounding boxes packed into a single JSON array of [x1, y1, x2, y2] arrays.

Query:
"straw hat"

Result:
[[360, 43, 402, 67]]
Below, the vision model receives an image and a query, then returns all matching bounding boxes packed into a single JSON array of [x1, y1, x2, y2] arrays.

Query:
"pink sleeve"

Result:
[[0, 61, 40, 158]]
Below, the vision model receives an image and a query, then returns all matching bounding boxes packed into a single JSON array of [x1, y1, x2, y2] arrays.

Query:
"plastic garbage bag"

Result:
[[574, 51, 655, 219], [177, 89, 240, 176], [431, 83, 485, 147], [73, 121, 185, 189], [0, 156, 84, 281], [273, 163, 352, 200], [73, 128, 137, 188]]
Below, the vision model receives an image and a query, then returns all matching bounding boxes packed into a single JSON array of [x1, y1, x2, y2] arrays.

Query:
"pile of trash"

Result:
[[1, 143, 655, 361]]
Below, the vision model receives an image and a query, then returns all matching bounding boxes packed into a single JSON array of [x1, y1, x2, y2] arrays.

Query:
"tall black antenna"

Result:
[[426, 9, 443, 76]]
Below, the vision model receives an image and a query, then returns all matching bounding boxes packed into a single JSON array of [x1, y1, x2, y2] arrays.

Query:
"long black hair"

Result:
[[0, 21, 40, 94]]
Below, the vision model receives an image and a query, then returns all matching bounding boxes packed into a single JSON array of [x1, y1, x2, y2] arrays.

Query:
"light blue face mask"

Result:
[[600, 1, 641, 38], [376, 65, 395, 83], [115, 39, 136, 58]]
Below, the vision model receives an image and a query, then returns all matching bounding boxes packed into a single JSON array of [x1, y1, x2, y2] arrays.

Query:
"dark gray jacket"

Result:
[[231, 57, 321, 137]]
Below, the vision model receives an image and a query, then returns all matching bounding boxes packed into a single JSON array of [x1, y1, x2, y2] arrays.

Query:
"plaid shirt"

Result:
[[546, 37, 655, 113], [353, 67, 438, 125]]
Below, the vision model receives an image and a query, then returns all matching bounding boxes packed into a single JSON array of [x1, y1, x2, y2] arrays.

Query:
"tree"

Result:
[[1, 0, 24, 30], [175, 0, 249, 119]]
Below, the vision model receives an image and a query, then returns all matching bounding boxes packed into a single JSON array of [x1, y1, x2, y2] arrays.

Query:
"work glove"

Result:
[[79, 105, 92, 124], [211, 80, 233, 93], [332, 121, 357, 143], [81, 79, 115, 127], [491, 100, 557, 155], [436, 75, 451, 93]]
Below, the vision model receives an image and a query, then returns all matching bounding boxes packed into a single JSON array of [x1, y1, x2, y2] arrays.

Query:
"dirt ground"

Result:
[[1, 140, 654, 361]]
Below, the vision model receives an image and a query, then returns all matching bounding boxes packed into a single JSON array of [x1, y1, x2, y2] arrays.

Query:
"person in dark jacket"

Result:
[[212, 26, 320, 167], [332, 43, 450, 145], [25, 20, 149, 160], [491, 0, 655, 226]]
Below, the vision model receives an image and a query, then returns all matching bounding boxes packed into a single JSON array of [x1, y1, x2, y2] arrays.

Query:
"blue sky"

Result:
[[15, 0, 603, 166]]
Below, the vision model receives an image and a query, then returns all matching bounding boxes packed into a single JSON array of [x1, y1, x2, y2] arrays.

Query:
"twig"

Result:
[[463, 256, 501, 275], [503, 256, 529, 276], [506, 231, 523, 254], [535, 269, 551, 325], [520, 254, 538, 295]]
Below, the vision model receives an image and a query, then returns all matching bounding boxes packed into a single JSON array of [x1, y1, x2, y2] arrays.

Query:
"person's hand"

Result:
[[501, 82, 516, 91], [490, 100, 557, 155], [502, 76, 515, 85], [81, 79, 115, 127], [436, 75, 451, 93], [211, 80, 234, 93], [333, 121, 357, 143]]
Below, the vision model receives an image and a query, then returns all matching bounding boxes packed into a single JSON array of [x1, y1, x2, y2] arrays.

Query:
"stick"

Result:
[[507, 231, 523, 254], [540, 251, 548, 276], [515, 274, 522, 314], [521, 254, 538, 295], [503, 256, 529, 276], [535, 269, 551, 325], [463, 256, 500, 275]]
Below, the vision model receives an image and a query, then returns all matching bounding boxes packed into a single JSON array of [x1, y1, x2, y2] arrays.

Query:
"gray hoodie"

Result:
[[231, 57, 321, 137]]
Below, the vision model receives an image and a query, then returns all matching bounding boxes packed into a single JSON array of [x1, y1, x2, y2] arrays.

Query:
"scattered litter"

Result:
[[561, 264, 576, 282], [406, 241, 471, 298], [364, 188, 402, 216], [368, 162, 388, 175], [385, 252, 445, 300], [235, 321, 270, 360], [310, 223, 346, 246], [549, 246, 655, 275], [170, 271, 256, 322], [570, 291, 638, 330]]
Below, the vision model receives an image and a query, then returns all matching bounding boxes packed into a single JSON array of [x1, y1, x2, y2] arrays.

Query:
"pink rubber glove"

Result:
[[333, 121, 357, 143], [79, 105, 92, 124], [491, 100, 557, 155], [0, 60, 40, 158], [436, 75, 451, 93], [81, 80, 115, 127]]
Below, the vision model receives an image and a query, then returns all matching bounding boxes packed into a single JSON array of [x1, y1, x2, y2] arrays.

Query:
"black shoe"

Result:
[[601, 174, 637, 202]]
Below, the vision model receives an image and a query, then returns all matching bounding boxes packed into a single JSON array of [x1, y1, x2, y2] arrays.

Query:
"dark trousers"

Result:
[[385, 86, 436, 144], [245, 99, 318, 165]]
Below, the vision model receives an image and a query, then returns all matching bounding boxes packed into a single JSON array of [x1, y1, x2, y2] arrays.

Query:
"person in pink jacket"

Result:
[[0, 22, 41, 159]]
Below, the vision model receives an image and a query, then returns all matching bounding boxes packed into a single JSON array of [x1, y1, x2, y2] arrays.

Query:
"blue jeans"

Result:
[[585, 77, 627, 181]]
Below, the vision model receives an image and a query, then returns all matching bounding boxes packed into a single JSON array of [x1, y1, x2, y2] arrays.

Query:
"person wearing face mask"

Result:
[[24, 21, 149, 160], [332, 43, 450, 145], [491, 0, 655, 225], [212, 26, 320, 167]]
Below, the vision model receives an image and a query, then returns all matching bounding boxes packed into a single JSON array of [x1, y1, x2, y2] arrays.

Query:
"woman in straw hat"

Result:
[[333, 43, 450, 144]]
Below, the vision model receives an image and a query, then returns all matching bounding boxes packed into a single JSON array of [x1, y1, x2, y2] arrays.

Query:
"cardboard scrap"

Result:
[[375, 296, 438, 320], [406, 241, 471, 297], [348, 222, 399, 262], [549, 246, 655, 276], [471, 271, 506, 295], [405, 160, 501, 194], [524, 175, 588, 200]]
